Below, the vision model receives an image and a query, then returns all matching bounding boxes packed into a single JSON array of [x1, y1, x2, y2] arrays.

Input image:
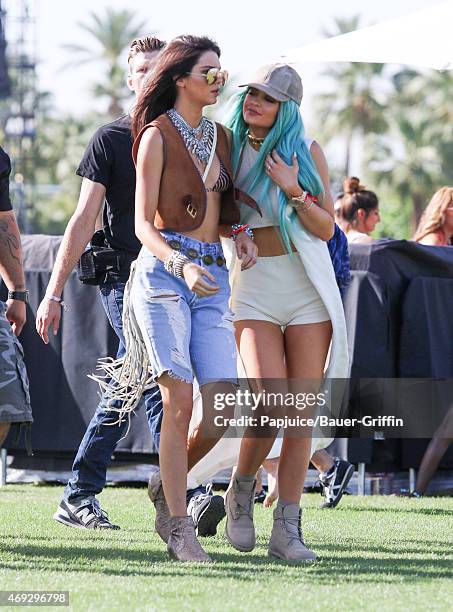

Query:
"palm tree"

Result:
[[62, 8, 148, 117], [392, 68, 453, 184], [394, 68, 453, 126], [367, 112, 442, 229], [314, 16, 388, 175]]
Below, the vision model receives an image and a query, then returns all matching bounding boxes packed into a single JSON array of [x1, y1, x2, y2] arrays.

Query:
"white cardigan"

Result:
[[286, 207, 349, 380]]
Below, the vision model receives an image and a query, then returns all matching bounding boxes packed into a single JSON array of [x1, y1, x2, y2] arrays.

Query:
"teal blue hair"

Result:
[[224, 90, 324, 252]]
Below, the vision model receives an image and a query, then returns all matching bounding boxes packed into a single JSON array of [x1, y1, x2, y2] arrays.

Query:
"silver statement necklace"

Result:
[[167, 108, 214, 163]]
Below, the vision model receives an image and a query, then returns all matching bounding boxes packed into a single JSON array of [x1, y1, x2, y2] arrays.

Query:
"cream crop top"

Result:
[[236, 137, 314, 229]]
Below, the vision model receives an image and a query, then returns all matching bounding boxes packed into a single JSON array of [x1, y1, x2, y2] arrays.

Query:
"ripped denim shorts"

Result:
[[130, 231, 237, 386]]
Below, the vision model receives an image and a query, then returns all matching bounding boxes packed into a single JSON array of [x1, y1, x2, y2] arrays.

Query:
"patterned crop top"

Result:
[[206, 161, 232, 193]]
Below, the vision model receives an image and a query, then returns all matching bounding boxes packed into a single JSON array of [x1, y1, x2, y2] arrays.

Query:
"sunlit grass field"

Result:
[[1, 486, 452, 611]]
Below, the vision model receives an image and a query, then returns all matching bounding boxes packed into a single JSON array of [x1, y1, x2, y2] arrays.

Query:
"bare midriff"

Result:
[[253, 226, 297, 256], [184, 193, 222, 243]]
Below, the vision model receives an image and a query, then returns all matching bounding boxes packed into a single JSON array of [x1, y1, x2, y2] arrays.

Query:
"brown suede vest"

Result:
[[132, 113, 240, 232]]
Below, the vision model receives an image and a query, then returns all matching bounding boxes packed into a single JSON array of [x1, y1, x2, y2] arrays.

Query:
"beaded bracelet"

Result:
[[46, 294, 69, 311], [231, 223, 254, 241], [164, 251, 190, 278]]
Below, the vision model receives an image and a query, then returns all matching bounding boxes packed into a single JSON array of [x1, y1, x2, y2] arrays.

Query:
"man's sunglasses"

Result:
[[186, 68, 229, 86]]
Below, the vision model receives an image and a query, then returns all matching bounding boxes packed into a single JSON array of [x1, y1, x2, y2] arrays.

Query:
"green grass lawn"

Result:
[[0, 486, 452, 612]]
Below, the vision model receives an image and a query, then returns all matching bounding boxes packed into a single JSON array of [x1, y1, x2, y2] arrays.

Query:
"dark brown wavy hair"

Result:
[[337, 176, 379, 225], [132, 35, 221, 138]]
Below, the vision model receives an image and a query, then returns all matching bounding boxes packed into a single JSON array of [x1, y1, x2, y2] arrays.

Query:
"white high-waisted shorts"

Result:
[[231, 253, 330, 326]]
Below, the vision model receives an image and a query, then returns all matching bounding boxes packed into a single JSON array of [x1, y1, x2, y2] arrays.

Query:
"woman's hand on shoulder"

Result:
[[235, 233, 258, 270], [264, 150, 301, 198]]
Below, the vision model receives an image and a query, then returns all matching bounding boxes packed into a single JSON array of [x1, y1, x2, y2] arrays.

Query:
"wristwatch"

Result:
[[7, 290, 29, 303]]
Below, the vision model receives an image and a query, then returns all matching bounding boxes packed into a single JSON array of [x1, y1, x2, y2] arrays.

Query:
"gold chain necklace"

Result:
[[247, 131, 266, 148]]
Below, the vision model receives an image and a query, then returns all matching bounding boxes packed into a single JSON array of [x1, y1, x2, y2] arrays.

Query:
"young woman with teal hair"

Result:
[[222, 64, 349, 562]]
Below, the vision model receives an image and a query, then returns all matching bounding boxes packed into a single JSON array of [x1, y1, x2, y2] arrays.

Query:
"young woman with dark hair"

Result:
[[337, 177, 381, 244], [127, 35, 257, 562]]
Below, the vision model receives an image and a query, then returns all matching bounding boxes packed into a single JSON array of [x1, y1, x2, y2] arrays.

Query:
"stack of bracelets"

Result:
[[231, 223, 254, 241], [290, 190, 318, 213], [164, 251, 190, 278], [163, 224, 254, 278]]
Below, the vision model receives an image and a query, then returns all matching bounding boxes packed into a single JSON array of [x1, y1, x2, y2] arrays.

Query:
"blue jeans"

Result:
[[131, 231, 237, 386], [64, 281, 164, 503]]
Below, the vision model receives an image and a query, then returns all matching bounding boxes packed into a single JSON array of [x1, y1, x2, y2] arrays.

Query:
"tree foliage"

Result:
[[314, 16, 453, 237], [61, 8, 148, 117]]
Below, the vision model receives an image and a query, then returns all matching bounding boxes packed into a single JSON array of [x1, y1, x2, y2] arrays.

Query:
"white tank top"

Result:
[[347, 229, 369, 244], [236, 137, 314, 229]]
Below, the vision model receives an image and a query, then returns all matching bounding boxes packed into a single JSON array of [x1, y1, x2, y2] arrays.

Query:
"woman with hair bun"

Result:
[[337, 177, 380, 244], [413, 187, 453, 246]]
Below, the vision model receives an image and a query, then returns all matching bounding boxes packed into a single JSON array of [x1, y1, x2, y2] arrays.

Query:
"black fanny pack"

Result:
[[77, 230, 136, 285]]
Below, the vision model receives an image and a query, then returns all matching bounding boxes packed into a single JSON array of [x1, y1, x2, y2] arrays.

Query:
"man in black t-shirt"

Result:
[[76, 114, 139, 262], [36, 38, 163, 529], [35, 37, 225, 535], [0, 147, 33, 445]]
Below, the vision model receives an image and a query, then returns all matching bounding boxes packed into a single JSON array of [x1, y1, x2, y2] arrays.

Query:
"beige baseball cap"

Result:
[[239, 63, 303, 106]]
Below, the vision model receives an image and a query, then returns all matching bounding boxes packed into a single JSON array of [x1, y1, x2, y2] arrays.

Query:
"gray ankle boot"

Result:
[[167, 516, 212, 562], [268, 503, 316, 562], [148, 469, 171, 544], [224, 475, 256, 552]]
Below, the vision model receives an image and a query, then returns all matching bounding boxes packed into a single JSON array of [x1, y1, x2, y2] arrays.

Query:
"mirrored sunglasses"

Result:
[[187, 68, 229, 86]]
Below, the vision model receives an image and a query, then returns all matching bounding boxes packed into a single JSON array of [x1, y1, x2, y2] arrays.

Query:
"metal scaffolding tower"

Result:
[[0, 2, 10, 98], [0, 0, 37, 232]]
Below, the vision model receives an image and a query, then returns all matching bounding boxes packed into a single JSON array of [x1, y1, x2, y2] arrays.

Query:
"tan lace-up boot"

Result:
[[224, 475, 256, 552], [148, 469, 171, 543], [167, 516, 212, 562], [268, 503, 316, 562]]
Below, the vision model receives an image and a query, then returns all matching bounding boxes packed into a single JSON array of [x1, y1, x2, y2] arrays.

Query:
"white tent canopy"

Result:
[[282, 1, 453, 71]]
